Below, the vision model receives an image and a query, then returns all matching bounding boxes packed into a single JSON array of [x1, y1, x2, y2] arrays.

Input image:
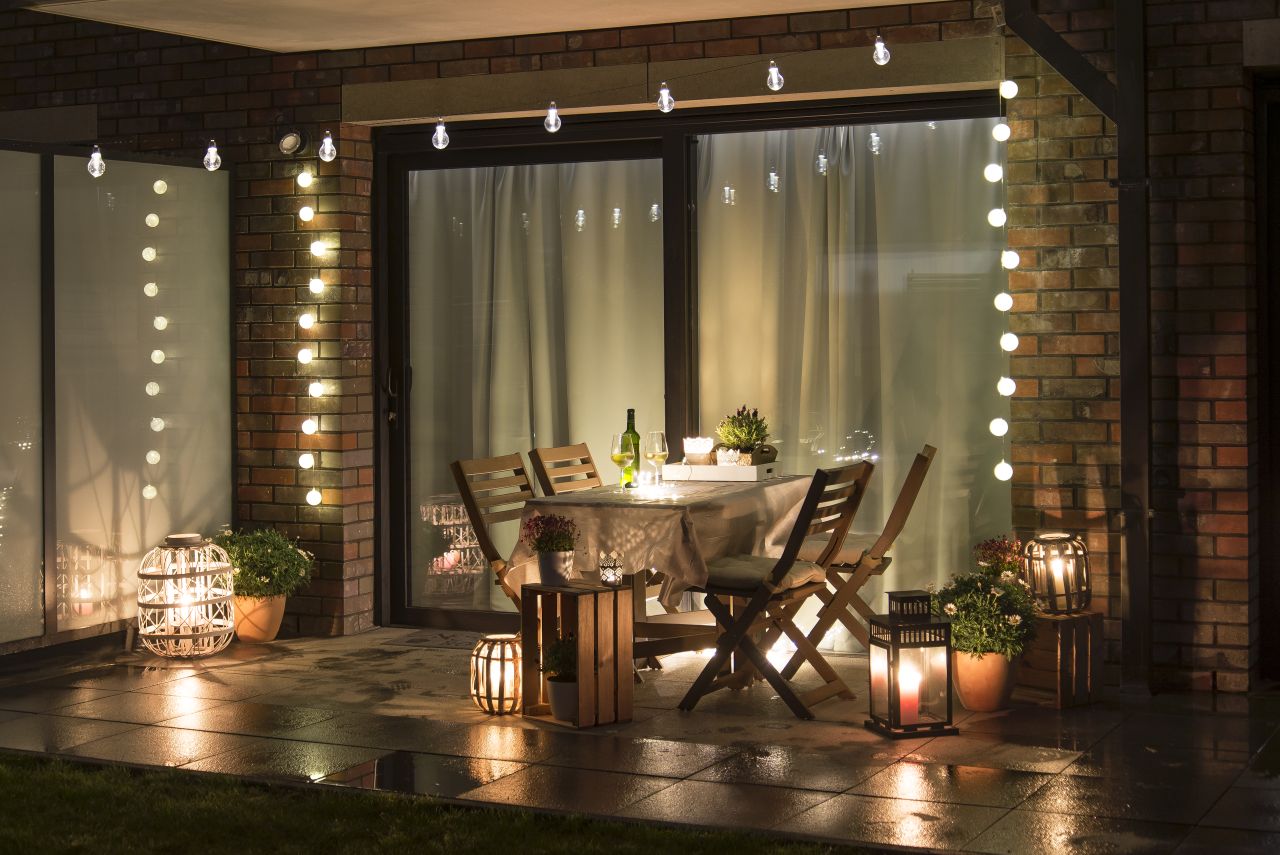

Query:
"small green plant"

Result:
[[520, 513, 578, 554], [541, 636, 577, 682], [933, 537, 1037, 659], [213, 528, 313, 599], [716, 405, 769, 452]]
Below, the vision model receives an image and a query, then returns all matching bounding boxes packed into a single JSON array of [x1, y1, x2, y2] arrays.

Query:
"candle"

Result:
[[898, 661, 921, 724], [71, 585, 95, 617], [1049, 555, 1065, 590]]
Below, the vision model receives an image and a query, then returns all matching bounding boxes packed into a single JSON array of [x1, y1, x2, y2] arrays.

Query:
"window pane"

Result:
[[696, 120, 1010, 626], [407, 159, 664, 611]]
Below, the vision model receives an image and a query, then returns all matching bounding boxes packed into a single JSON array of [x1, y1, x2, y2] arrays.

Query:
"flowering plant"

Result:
[[213, 527, 313, 599], [933, 537, 1037, 658], [716, 405, 769, 452], [521, 514, 579, 554]]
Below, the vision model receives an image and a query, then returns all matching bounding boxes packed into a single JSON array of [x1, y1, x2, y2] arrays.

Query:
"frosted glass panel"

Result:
[[0, 150, 44, 643], [54, 156, 231, 631]]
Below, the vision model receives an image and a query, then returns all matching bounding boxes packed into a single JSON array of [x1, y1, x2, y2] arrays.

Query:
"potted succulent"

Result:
[[932, 536, 1037, 711], [213, 527, 313, 643], [521, 513, 579, 586], [542, 636, 578, 723], [715, 405, 777, 466]]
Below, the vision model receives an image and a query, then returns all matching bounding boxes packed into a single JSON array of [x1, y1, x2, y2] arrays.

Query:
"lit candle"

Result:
[[71, 584, 95, 617], [898, 661, 921, 724], [1049, 556, 1065, 587]]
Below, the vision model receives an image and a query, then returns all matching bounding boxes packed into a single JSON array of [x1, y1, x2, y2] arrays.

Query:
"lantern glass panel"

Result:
[[870, 643, 889, 721]]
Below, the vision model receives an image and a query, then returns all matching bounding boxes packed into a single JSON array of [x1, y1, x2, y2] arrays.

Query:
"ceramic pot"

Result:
[[537, 550, 575, 586], [546, 677, 578, 722], [233, 594, 287, 643], [715, 448, 741, 466], [952, 651, 1019, 712]]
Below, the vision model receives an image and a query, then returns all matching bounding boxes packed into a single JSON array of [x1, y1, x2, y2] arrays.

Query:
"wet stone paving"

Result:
[[0, 628, 1278, 853]]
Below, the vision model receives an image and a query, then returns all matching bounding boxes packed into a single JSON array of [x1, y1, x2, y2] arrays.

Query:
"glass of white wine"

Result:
[[644, 430, 669, 483], [610, 433, 636, 491]]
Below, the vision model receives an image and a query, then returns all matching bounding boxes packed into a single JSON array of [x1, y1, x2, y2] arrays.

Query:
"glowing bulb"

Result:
[[994, 292, 1014, 312], [984, 163, 1003, 183], [150, 417, 165, 432], [988, 208, 1007, 227], [142, 484, 157, 500], [308, 277, 324, 294], [309, 240, 327, 257], [297, 347, 313, 364], [203, 140, 221, 171], [657, 82, 675, 113], [868, 132, 882, 156], [153, 316, 168, 331], [296, 170, 313, 188], [1000, 332, 1020, 352], [722, 185, 736, 206], [152, 179, 168, 195], [298, 452, 315, 469], [649, 203, 661, 222], [319, 130, 337, 162], [574, 209, 585, 232], [142, 247, 157, 262], [998, 376, 1017, 396], [990, 417, 1009, 437], [150, 349, 165, 364], [432, 119, 449, 150], [145, 213, 159, 228], [143, 282, 158, 297], [873, 34, 891, 66], [146, 450, 160, 465], [544, 101, 561, 133], [766, 60, 784, 91], [815, 151, 828, 176], [145, 381, 160, 396], [994, 460, 1013, 481], [302, 418, 318, 435], [298, 206, 315, 222], [1001, 250, 1021, 270], [87, 145, 106, 178], [298, 312, 316, 329], [306, 488, 322, 506], [1000, 79, 1019, 99], [611, 207, 622, 228], [992, 122, 1011, 142], [308, 381, 324, 397], [767, 169, 780, 192]]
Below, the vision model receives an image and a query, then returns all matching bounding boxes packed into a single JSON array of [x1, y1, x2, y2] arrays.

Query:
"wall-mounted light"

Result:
[[278, 128, 307, 156]]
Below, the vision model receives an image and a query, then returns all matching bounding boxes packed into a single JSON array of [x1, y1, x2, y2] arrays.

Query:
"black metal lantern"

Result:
[[1022, 532, 1090, 614], [865, 590, 959, 738]]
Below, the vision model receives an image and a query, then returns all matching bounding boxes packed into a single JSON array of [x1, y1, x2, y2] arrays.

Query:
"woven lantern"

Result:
[[137, 533, 234, 658], [1022, 532, 1090, 614], [470, 633, 521, 715]]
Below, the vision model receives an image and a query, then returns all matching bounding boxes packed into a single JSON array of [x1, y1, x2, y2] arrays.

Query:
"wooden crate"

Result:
[[520, 581, 633, 728], [1016, 610, 1104, 708]]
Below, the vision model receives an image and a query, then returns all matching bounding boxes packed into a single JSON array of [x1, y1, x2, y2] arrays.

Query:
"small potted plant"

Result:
[[213, 527, 313, 643], [715, 405, 777, 466], [542, 636, 578, 722], [521, 513, 579, 586], [932, 536, 1037, 711]]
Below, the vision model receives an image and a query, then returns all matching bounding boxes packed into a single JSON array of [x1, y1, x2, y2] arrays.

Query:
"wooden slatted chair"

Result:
[[677, 462, 875, 720], [450, 453, 539, 608], [529, 442, 603, 496], [782, 445, 936, 677]]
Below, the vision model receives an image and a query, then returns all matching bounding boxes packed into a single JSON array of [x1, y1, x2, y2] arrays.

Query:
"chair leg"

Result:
[[781, 566, 873, 679], [771, 604, 854, 700], [732, 631, 814, 721], [678, 594, 754, 712]]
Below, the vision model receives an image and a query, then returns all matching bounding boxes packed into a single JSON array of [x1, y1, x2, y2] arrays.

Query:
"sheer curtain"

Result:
[[697, 119, 1011, 649], [407, 158, 665, 611]]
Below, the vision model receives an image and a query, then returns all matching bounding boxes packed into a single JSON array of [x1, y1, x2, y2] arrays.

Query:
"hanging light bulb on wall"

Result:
[[997, 377, 1017, 396], [298, 452, 316, 469], [657, 82, 675, 113], [432, 119, 450, 150], [544, 102, 561, 133], [298, 312, 316, 329], [872, 34, 891, 66], [310, 240, 327, 257], [203, 140, 221, 171], [994, 460, 1013, 481], [319, 130, 337, 162], [87, 145, 106, 178], [296, 169, 313, 188], [309, 277, 324, 294], [992, 122, 1011, 142], [298, 206, 315, 222], [1000, 79, 1020, 99], [1000, 332, 1020, 352], [308, 381, 324, 397], [987, 208, 1007, 227], [306, 488, 322, 506], [766, 60, 784, 91], [815, 150, 828, 176], [983, 163, 1003, 182], [301, 418, 318, 435], [1001, 250, 1021, 270], [297, 347, 313, 364], [989, 418, 1010, 437], [994, 292, 1014, 312]]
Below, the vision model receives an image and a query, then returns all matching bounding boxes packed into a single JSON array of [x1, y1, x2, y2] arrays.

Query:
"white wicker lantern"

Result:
[[137, 533, 234, 657], [470, 633, 521, 715]]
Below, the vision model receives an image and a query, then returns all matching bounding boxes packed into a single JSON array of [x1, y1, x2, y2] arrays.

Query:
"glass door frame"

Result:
[[374, 92, 1000, 630]]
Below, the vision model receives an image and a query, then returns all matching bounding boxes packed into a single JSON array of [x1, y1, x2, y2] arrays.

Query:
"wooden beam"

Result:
[[1002, 0, 1118, 122]]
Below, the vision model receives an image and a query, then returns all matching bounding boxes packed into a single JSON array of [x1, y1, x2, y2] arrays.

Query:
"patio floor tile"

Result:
[[135, 673, 301, 702], [850, 761, 1053, 808], [1109, 713, 1279, 754], [181, 737, 388, 782], [459, 764, 674, 814], [775, 792, 1006, 849], [691, 744, 887, 792], [319, 750, 526, 798], [966, 810, 1190, 854], [1064, 734, 1252, 780], [66, 725, 259, 767], [0, 713, 137, 753], [1198, 787, 1280, 832], [903, 733, 1083, 774], [284, 711, 484, 752], [1020, 771, 1233, 824], [539, 735, 739, 778], [618, 778, 831, 830], [1174, 826, 1280, 853], [0, 686, 122, 713], [52, 692, 228, 725], [35, 665, 198, 691], [158, 701, 340, 736]]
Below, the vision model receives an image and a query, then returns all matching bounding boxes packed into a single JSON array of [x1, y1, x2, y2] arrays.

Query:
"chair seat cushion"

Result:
[[705, 555, 827, 593], [798, 532, 879, 567]]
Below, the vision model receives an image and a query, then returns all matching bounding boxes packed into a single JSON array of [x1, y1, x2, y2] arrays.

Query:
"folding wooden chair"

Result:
[[782, 445, 936, 678], [677, 462, 875, 720], [529, 442, 603, 495], [450, 453, 538, 609]]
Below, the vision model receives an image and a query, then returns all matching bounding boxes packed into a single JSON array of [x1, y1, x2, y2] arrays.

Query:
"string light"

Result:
[[766, 60, 784, 91], [153, 179, 167, 195], [298, 206, 315, 222], [310, 240, 327, 257], [301, 418, 318, 435], [298, 312, 316, 330], [145, 213, 160, 228], [150, 349, 165, 364], [984, 163, 1003, 182], [203, 140, 221, 171], [306, 488, 322, 506], [319, 130, 337, 162], [432, 119, 450, 150], [544, 102, 561, 133], [989, 418, 1009, 437], [994, 460, 1013, 481], [153, 316, 168, 330], [987, 208, 1007, 227], [145, 382, 160, 396], [1001, 250, 1021, 270], [657, 82, 675, 113], [992, 122, 1011, 142], [997, 377, 1016, 396], [309, 277, 324, 294], [297, 347, 313, 364], [308, 381, 324, 397], [1000, 332, 1020, 352], [873, 34, 891, 66], [142, 247, 157, 262], [146, 450, 161, 465], [299, 452, 315, 469], [296, 169, 313, 188], [1000, 80, 1019, 99], [994, 292, 1014, 312], [144, 282, 158, 297], [87, 145, 106, 178], [150, 417, 165, 432]]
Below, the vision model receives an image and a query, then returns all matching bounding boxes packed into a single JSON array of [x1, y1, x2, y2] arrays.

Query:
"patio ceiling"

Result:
[[26, 0, 952, 52]]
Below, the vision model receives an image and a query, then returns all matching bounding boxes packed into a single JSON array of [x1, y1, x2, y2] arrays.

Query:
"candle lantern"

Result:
[[865, 590, 959, 738], [597, 551, 624, 586], [136, 533, 234, 658], [1022, 532, 1090, 614], [470, 633, 522, 715]]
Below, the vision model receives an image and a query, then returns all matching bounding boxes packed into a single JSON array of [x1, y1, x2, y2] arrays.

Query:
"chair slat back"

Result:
[[772, 462, 875, 586], [530, 443, 603, 496], [450, 452, 537, 565], [866, 444, 936, 561]]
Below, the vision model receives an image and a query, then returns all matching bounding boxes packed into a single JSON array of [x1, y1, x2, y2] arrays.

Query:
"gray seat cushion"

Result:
[[798, 532, 879, 567], [705, 555, 827, 593]]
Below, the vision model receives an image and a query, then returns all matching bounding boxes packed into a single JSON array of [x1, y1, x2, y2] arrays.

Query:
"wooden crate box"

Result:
[[1016, 610, 1104, 709]]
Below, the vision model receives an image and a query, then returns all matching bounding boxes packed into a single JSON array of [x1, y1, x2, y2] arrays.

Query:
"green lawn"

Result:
[[0, 753, 877, 855]]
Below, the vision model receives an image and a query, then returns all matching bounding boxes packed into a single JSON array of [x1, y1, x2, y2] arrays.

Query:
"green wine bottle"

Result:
[[623, 408, 641, 488]]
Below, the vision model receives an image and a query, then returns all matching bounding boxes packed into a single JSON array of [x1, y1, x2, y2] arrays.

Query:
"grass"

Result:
[[0, 753, 879, 855]]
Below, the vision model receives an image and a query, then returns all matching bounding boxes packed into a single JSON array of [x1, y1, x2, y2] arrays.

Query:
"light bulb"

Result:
[[722, 185, 736, 206], [574, 209, 586, 232], [142, 247, 157, 262], [308, 381, 324, 397], [1000, 79, 1019, 99], [296, 170, 313, 188], [146, 450, 161, 465], [994, 292, 1014, 312], [302, 418, 318, 435], [432, 119, 449, 150], [1000, 332, 1020, 352], [306, 488, 322, 506], [868, 132, 882, 155], [152, 179, 168, 195], [143, 282, 159, 297], [308, 277, 324, 294], [766, 60, 784, 91], [150, 417, 165, 432], [319, 130, 337, 162], [609, 207, 622, 228], [142, 484, 158, 500], [150, 349, 165, 364], [992, 122, 1011, 142], [544, 101, 561, 133], [873, 35, 890, 66], [310, 240, 327, 257], [298, 452, 316, 469], [815, 151, 828, 176], [984, 163, 1003, 183], [203, 140, 221, 171], [87, 145, 106, 178], [649, 203, 661, 222], [297, 347, 313, 364], [767, 169, 780, 193], [145, 381, 160, 396], [997, 376, 1017, 396], [1001, 250, 1021, 270], [994, 460, 1013, 482], [298, 206, 315, 222], [988, 208, 1007, 227], [298, 312, 316, 330], [927, 121, 937, 130], [657, 82, 675, 113], [145, 213, 159, 228], [153, 316, 168, 331], [990, 417, 1009, 437]]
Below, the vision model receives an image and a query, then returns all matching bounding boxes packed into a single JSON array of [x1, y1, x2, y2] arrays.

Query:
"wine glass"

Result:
[[609, 433, 636, 491], [644, 431, 669, 483]]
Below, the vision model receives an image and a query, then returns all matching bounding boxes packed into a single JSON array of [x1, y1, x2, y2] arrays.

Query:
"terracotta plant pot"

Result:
[[952, 650, 1019, 712], [233, 594, 287, 643], [537, 551, 574, 586], [546, 677, 578, 722]]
